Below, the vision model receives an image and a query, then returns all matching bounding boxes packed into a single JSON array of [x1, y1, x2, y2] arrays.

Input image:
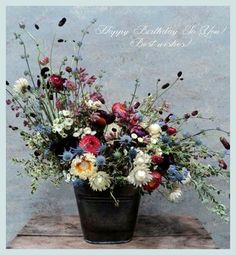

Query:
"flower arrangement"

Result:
[[6, 18, 230, 221]]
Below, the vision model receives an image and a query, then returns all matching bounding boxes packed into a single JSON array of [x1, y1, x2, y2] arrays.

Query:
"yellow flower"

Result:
[[70, 153, 96, 180]]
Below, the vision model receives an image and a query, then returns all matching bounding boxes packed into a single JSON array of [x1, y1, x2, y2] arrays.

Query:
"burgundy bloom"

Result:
[[86, 75, 97, 85], [166, 127, 177, 136], [151, 155, 164, 165], [49, 74, 65, 91], [56, 99, 62, 110]]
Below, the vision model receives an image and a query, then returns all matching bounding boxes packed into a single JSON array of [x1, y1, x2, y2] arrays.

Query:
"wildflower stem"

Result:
[[129, 79, 139, 107]]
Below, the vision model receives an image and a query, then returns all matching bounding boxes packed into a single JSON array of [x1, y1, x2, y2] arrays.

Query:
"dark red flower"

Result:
[[166, 127, 177, 135], [143, 171, 162, 191], [49, 74, 65, 91], [79, 135, 101, 155], [151, 155, 164, 165]]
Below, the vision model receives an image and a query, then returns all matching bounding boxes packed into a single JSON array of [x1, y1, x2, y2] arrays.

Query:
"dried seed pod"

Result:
[[184, 113, 191, 119], [34, 24, 39, 30], [40, 67, 50, 77], [177, 71, 182, 77], [65, 66, 72, 73], [191, 110, 198, 116], [218, 159, 227, 169], [58, 39, 64, 43], [58, 17, 66, 27], [220, 137, 230, 150], [161, 83, 170, 89]]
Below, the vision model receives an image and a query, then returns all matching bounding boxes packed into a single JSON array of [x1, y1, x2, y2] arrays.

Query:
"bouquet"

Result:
[[6, 18, 230, 221]]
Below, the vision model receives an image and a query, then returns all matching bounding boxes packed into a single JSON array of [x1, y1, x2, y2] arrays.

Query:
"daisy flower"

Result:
[[70, 153, 96, 180], [127, 165, 152, 187], [13, 78, 29, 95], [89, 171, 111, 191]]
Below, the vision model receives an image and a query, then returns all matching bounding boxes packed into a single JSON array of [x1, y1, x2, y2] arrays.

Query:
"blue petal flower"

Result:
[[59, 149, 75, 161], [119, 134, 132, 145], [96, 155, 106, 166], [71, 146, 84, 156], [129, 147, 137, 160]]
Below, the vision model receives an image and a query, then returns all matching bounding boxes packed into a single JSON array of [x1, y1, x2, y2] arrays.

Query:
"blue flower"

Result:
[[129, 147, 137, 160], [96, 155, 106, 167], [71, 146, 84, 156], [119, 134, 132, 145], [167, 165, 188, 182], [97, 144, 107, 154], [195, 139, 202, 146], [59, 149, 74, 161], [161, 135, 171, 144], [35, 124, 51, 134]]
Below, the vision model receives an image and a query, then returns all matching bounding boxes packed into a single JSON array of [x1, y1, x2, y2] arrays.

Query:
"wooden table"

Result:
[[7, 215, 216, 249]]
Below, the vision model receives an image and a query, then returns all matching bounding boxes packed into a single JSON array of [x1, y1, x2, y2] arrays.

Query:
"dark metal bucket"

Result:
[[73, 181, 141, 244]]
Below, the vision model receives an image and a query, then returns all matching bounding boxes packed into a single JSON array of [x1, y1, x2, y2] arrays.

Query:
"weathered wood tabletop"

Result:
[[7, 214, 216, 249]]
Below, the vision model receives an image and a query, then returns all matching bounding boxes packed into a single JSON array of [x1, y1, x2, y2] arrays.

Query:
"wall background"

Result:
[[6, 6, 230, 248]]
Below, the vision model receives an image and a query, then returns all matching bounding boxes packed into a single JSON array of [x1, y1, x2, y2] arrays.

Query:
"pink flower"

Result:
[[65, 80, 77, 91], [39, 56, 49, 65], [112, 102, 128, 119], [79, 135, 101, 155], [56, 99, 62, 110]]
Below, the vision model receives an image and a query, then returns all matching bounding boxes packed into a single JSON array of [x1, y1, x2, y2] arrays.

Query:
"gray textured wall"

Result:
[[6, 6, 230, 248]]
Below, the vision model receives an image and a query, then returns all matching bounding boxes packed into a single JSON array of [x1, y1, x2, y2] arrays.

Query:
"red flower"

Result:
[[79, 135, 101, 155], [49, 74, 65, 91], [112, 102, 128, 118], [151, 155, 164, 165], [143, 171, 162, 191], [166, 127, 177, 136]]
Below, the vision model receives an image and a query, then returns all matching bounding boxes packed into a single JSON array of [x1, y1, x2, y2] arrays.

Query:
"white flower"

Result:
[[182, 172, 191, 185], [148, 123, 162, 137], [89, 171, 111, 191], [150, 137, 158, 144], [131, 133, 138, 139], [83, 127, 96, 136], [13, 78, 29, 95], [64, 118, 73, 126], [168, 186, 182, 202], [137, 137, 144, 143], [127, 165, 152, 187], [61, 110, 71, 117], [85, 99, 102, 110], [133, 150, 151, 166], [104, 123, 121, 142], [155, 148, 163, 156], [54, 124, 64, 132]]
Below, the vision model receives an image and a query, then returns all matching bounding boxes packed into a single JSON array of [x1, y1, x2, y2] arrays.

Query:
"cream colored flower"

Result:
[[168, 185, 182, 202], [61, 110, 71, 117], [70, 153, 96, 180], [104, 123, 121, 142], [82, 127, 96, 136], [155, 148, 163, 156], [131, 133, 138, 139], [148, 123, 162, 137], [127, 165, 152, 187], [133, 150, 151, 166], [85, 99, 102, 110], [89, 171, 111, 191], [13, 78, 29, 95], [64, 118, 73, 126], [182, 172, 191, 185]]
